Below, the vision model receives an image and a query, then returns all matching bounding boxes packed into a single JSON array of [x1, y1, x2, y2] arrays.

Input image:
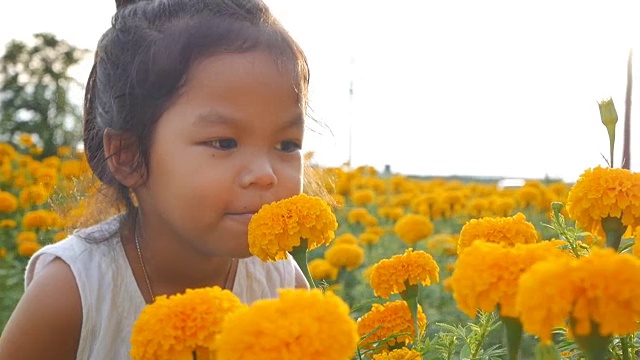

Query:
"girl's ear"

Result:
[[103, 128, 144, 188]]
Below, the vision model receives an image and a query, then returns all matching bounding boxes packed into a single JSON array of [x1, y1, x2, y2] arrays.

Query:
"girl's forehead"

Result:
[[159, 51, 304, 129]]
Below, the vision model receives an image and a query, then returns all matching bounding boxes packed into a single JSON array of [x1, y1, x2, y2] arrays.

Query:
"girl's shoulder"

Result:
[[25, 215, 124, 288]]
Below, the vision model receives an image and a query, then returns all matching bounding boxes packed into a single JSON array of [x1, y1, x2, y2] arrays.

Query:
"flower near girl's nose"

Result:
[[247, 193, 338, 261]]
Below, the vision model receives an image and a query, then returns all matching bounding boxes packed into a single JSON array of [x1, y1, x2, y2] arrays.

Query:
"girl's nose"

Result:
[[239, 155, 278, 189]]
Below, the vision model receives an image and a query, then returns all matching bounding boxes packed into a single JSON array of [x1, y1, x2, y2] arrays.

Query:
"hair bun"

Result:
[[115, 0, 135, 9]]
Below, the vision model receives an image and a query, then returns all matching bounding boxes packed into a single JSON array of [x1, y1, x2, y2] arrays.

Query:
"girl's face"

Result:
[[135, 51, 304, 258]]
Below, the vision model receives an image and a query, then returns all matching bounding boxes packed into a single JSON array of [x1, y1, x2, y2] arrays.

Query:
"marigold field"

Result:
[[3, 136, 638, 359]]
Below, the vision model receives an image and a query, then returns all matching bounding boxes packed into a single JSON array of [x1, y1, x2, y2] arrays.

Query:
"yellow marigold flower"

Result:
[[0, 191, 18, 213], [491, 195, 517, 217], [365, 225, 386, 236], [16, 231, 38, 243], [248, 194, 338, 261], [359, 232, 380, 245], [331, 193, 346, 208], [130, 286, 246, 360], [0, 143, 17, 159], [357, 300, 427, 353], [450, 240, 569, 318], [19, 134, 33, 147], [426, 233, 458, 255], [457, 212, 538, 253], [378, 206, 405, 221], [57, 145, 73, 157], [566, 166, 640, 238], [53, 232, 68, 243], [570, 248, 640, 337], [18, 241, 41, 257], [0, 219, 16, 228], [216, 288, 358, 360], [29, 146, 43, 156], [369, 248, 439, 299], [372, 347, 422, 360], [42, 156, 61, 169], [22, 209, 56, 230], [60, 159, 85, 180], [19, 184, 49, 207], [308, 258, 339, 281], [347, 207, 370, 224], [334, 233, 358, 245], [324, 243, 365, 271], [515, 256, 577, 343], [394, 213, 434, 245], [351, 188, 376, 206], [517, 248, 640, 343]]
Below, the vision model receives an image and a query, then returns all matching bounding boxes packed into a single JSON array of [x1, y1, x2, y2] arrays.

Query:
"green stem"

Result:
[[601, 217, 627, 251], [289, 238, 315, 288], [501, 315, 523, 360], [621, 336, 631, 360], [400, 282, 421, 339], [574, 322, 611, 360]]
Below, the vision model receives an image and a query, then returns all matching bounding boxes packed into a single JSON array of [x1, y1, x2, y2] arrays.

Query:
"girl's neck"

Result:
[[122, 221, 237, 300]]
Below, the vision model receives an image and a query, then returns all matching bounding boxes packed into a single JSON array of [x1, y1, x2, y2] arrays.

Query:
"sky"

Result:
[[1, 0, 640, 182]]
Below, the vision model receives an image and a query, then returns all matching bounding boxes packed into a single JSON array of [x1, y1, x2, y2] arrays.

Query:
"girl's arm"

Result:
[[294, 264, 310, 289], [0, 258, 82, 360]]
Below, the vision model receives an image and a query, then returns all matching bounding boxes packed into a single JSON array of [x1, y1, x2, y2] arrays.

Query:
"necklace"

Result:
[[134, 226, 236, 303]]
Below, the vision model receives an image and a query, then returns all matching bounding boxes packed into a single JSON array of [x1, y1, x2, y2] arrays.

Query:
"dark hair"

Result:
[[82, 0, 310, 230]]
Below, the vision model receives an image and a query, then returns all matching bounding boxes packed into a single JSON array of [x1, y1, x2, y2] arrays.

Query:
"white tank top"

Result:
[[25, 216, 299, 359]]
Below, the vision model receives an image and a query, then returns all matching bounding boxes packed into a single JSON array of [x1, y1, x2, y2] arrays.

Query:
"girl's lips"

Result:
[[226, 212, 255, 224]]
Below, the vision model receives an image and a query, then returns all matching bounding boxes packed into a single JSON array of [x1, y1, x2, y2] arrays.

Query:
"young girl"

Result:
[[0, 0, 312, 358]]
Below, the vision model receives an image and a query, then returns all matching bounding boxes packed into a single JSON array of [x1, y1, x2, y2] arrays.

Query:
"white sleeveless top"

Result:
[[25, 216, 299, 359]]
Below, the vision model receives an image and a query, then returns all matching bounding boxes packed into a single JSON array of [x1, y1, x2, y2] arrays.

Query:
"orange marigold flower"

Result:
[[53, 232, 68, 243], [334, 233, 358, 245], [216, 289, 358, 360], [0, 143, 17, 159], [309, 258, 339, 281], [570, 248, 640, 337], [515, 256, 577, 344], [60, 159, 85, 180], [450, 240, 569, 318], [351, 188, 376, 206], [566, 166, 640, 238], [18, 241, 41, 257], [19, 134, 33, 147], [393, 213, 434, 245], [516, 248, 640, 343], [0, 247, 6, 259], [130, 286, 246, 360], [457, 212, 538, 253], [22, 209, 57, 230], [372, 347, 422, 360], [248, 194, 338, 261], [359, 232, 380, 245], [357, 300, 427, 353], [0, 191, 18, 213], [324, 243, 365, 271], [19, 184, 49, 207], [0, 219, 16, 228], [56, 145, 73, 157], [369, 248, 439, 299], [16, 231, 38, 243], [347, 207, 370, 224]]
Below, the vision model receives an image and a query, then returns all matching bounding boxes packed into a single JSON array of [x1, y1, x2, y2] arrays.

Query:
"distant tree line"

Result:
[[0, 33, 88, 157]]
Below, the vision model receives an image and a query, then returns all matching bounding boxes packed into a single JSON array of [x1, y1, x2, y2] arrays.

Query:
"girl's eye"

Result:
[[276, 140, 301, 153], [210, 138, 237, 150]]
